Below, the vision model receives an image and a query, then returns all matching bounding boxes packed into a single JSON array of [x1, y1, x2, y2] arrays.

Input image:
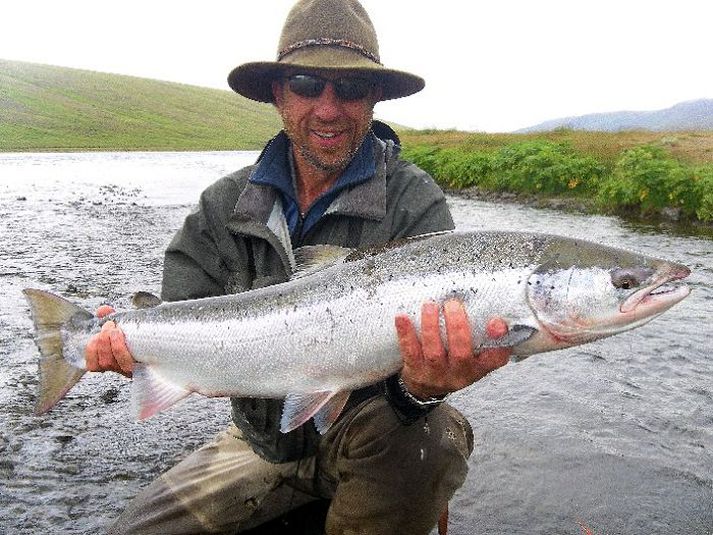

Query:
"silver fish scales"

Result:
[[24, 230, 690, 433]]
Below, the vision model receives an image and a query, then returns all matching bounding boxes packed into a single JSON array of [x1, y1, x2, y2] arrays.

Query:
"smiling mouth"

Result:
[[620, 265, 691, 315]]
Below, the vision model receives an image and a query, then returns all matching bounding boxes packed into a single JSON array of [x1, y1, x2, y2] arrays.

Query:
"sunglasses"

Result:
[[285, 74, 374, 101]]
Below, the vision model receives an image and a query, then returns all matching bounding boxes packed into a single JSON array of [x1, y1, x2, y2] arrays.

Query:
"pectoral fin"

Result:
[[480, 324, 537, 349], [281, 389, 351, 434], [131, 364, 192, 420]]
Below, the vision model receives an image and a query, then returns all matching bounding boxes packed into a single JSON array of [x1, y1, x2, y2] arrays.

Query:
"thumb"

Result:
[[96, 304, 115, 319]]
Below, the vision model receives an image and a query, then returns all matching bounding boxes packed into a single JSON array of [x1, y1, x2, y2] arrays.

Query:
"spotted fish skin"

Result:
[[23, 230, 691, 433]]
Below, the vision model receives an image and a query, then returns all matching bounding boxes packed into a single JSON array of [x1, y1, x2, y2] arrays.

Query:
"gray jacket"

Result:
[[160, 122, 454, 462]]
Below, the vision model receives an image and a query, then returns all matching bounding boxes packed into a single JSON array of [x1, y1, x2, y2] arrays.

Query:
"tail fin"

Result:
[[23, 288, 93, 415]]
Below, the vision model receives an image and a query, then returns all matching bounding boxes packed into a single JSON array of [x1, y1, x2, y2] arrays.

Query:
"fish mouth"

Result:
[[620, 265, 691, 315]]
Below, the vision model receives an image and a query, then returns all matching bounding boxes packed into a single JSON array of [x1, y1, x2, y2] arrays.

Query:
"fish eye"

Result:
[[618, 278, 635, 289], [610, 268, 646, 290]]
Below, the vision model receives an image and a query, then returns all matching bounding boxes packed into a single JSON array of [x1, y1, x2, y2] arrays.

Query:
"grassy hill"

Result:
[[0, 59, 283, 151]]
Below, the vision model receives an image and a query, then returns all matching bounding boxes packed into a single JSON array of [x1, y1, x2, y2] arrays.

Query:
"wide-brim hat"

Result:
[[228, 0, 424, 103]]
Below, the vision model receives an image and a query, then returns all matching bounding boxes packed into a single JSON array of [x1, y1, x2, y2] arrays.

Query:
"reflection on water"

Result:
[[1, 152, 711, 535]]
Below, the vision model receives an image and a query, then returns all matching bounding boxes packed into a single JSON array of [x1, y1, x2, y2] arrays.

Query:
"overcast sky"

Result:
[[2, 0, 711, 132]]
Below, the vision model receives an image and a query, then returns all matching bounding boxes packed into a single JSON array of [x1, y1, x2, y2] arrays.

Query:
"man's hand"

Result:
[[395, 299, 511, 400], [84, 305, 135, 377]]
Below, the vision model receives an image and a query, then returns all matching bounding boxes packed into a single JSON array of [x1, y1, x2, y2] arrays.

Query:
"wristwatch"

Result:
[[396, 375, 447, 407]]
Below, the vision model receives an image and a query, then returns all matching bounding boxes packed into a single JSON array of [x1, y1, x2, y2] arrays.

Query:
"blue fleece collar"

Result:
[[249, 132, 376, 240]]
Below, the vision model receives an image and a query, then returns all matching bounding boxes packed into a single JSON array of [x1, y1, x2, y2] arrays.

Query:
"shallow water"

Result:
[[1, 152, 711, 534]]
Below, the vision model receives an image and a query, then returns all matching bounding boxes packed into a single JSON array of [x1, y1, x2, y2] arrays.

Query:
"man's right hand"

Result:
[[84, 305, 135, 377]]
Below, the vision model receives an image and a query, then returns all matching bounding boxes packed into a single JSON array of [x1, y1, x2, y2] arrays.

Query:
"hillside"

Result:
[[0, 59, 283, 151], [517, 99, 713, 133]]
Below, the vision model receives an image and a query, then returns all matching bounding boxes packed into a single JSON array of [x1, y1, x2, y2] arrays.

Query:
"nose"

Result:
[[312, 82, 343, 121]]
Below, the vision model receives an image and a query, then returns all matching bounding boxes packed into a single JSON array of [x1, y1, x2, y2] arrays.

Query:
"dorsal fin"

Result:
[[343, 230, 455, 262], [131, 291, 162, 309], [292, 245, 353, 279]]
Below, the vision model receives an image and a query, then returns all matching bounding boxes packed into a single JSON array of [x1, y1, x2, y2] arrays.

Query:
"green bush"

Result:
[[489, 141, 603, 195], [403, 140, 713, 223], [694, 165, 713, 221], [402, 146, 494, 189], [597, 145, 694, 216]]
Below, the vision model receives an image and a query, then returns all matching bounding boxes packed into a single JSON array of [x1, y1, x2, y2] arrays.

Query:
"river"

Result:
[[0, 151, 711, 535]]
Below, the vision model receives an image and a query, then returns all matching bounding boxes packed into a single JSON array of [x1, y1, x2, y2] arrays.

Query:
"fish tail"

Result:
[[23, 288, 93, 415]]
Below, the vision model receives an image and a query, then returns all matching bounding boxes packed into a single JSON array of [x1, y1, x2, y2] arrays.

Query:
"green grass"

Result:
[[399, 132, 713, 223], [0, 59, 283, 151], [4, 59, 712, 222]]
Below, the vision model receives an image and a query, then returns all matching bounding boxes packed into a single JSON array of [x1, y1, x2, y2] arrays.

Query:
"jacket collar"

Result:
[[231, 124, 396, 222], [227, 123, 398, 272]]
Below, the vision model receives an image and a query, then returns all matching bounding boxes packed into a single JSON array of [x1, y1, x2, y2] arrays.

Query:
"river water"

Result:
[[0, 151, 711, 535]]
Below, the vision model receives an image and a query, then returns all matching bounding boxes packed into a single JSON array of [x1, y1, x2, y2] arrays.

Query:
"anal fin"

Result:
[[281, 389, 351, 434], [313, 390, 351, 434]]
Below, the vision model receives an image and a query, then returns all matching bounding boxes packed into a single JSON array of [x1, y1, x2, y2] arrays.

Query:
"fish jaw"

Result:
[[525, 262, 691, 349], [593, 263, 691, 336], [620, 264, 691, 314]]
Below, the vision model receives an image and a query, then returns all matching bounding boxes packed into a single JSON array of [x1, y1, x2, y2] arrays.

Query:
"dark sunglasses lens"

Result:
[[287, 75, 372, 101], [287, 75, 326, 98], [334, 78, 372, 101]]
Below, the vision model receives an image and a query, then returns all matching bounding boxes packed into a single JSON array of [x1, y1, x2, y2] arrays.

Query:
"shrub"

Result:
[[597, 145, 690, 215], [404, 138, 712, 222], [694, 165, 713, 222], [403, 145, 494, 189], [489, 141, 603, 195]]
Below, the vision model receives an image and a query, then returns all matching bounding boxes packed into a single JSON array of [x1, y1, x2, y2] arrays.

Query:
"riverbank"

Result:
[[447, 185, 713, 238], [400, 130, 713, 225]]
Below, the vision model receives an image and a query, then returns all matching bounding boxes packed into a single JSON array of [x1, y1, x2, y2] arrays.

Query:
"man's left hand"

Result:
[[395, 299, 511, 400]]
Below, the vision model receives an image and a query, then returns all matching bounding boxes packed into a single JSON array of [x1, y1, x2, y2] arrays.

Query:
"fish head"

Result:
[[525, 238, 691, 347]]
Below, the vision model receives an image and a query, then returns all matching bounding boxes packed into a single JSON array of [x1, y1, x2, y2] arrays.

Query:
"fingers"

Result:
[[110, 328, 134, 376], [84, 310, 134, 377], [394, 314, 422, 369], [396, 299, 512, 399], [420, 301, 446, 367], [443, 300, 477, 390], [396, 301, 449, 400], [485, 317, 508, 339], [96, 305, 115, 319], [443, 300, 473, 361], [97, 322, 117, 371], [474, 317, 511, 376]]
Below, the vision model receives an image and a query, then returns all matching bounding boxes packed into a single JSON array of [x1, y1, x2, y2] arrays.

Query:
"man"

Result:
[[89, 1, 510, 533]]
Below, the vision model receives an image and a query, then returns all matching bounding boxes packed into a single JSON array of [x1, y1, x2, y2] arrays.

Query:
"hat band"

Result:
[[278, 37, 382, 65]]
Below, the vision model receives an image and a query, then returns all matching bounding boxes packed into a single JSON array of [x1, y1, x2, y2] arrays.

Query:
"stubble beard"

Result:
[[282, 112, 374, 175]]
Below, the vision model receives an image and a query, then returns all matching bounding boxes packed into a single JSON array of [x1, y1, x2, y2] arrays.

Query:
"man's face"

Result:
[[272, 71, 380, 176]]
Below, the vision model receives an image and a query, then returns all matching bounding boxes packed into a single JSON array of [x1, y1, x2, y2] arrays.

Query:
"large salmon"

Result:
[[23, 231, 690, 433]]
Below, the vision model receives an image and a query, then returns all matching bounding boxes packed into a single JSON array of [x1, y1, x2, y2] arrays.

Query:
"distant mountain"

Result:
[[517, 99, 713, 133]]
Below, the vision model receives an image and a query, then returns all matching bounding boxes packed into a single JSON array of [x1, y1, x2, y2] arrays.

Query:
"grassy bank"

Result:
[[399, 130, 713, 223], [4, 60, 712, 223], [0, 59, 282, 151]]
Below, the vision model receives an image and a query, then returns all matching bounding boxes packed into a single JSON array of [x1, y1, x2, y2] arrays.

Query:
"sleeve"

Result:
[[160, 179, 239, 302], [388, 160, 455, 240]]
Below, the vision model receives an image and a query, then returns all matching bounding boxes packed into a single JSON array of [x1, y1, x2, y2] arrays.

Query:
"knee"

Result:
[[330, 397, 474, 486], [321, 399, 473, 534]]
